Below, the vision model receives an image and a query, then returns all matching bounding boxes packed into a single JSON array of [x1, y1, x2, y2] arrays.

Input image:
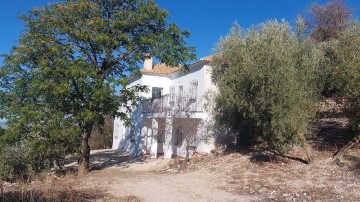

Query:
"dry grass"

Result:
[[184, 146, 360, 201], [1, 180, 140, 202]]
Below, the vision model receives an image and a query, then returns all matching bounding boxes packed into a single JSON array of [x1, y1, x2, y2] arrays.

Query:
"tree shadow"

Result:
[[64, 150, 147, 171], [335, 154, 360, 175], [311, 118, 356, 152], [217, 143, 309, 164], [247, 147, 308, 164], [90, 150, 146, 170]]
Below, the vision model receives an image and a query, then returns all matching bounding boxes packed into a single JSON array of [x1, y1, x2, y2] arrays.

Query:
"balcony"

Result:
[[141, 94, 203, 113]]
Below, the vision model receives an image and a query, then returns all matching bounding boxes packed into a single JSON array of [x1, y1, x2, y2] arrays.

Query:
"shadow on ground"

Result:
[[64, 150, 147, 171], [90, 150, 146, 170], [311, 117, 356, 152]]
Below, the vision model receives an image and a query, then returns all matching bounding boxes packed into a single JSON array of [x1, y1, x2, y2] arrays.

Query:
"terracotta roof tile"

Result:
[[140, 55, 212, 76], [141, 63, 181, 75], [200, 55, 213, 62]]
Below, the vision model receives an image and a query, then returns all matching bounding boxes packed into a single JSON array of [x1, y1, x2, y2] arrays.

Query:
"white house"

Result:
[[112, 56, 216, 159]]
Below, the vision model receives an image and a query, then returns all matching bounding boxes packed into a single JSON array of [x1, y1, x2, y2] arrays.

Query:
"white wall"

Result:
[[112, 116, 125, 149], [141, 74, 172, 97], [170, 64, 205, 98], [112, 61, 216, 157]]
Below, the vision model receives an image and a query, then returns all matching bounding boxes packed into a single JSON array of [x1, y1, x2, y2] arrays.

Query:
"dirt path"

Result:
[[60, 148, 359, 202], [105, 170, 241, 201], [68, 150, 244, 202]]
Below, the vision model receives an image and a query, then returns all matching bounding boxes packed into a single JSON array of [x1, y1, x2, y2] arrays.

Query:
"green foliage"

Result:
[[212, 20, 322, 153], [0, 127, 4, 136], [306, 0, 354, 96], [0, 0, 195, 176], [326, 22, 360, 129], [0, 125, 69, 181], [0, 145, 32, 182]]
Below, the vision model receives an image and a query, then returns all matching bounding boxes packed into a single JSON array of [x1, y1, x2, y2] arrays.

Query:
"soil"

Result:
[[35, 145, 359, 201], [2, 98, 360, 201]]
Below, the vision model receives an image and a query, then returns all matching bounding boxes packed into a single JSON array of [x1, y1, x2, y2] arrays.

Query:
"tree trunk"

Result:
[[303, 141, 315, 164], [1, 181, 3, 201], [300, 134, 315, 164], [185, 140, 190, 164], [333, 133, 360, 160], [53, 159, 63, 170], [78, 130, 91, 175]]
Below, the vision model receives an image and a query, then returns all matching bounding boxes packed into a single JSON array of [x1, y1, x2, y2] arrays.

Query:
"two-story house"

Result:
[[112, 56, 216, 159]]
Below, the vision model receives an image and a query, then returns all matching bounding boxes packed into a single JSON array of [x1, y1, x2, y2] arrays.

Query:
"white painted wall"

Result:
[[112, 61, 216, 158], [170, 64, 205, 98], [141, 74, 172, 97]]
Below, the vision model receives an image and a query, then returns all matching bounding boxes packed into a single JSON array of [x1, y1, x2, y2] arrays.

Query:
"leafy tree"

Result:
[[211, 20, 323, 162], [0, 0, 195, 175], [306, 0, 354, 96], [308, 0, 353, 42], [329, 22, 360, 159]]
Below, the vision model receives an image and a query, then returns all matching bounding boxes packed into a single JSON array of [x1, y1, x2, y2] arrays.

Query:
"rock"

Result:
[[166, 168, 179, 173]]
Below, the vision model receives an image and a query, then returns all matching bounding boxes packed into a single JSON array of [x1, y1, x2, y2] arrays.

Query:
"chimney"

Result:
[[143, 54, 153, 71]]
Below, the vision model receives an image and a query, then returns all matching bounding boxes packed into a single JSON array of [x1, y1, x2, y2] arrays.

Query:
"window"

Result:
[[178, 86, 183, 97], [189, 80, 198, 99], [169, 86, 175, 103], [152, 87, 163, 99], [173, 126, 183, 146]]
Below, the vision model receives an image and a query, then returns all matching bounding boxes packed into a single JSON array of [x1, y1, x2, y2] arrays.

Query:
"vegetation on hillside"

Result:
[[211, 0, 360, 161], [211, 19, 322, 162]]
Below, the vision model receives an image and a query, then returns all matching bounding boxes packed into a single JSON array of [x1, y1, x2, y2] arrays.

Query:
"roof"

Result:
[[140, 55, 213, 76], [140, 63, 181, 75], [200, 55, 213, 62]]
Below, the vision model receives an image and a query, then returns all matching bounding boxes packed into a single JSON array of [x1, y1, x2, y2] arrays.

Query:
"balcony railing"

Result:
[[141, 94, 203, 113]]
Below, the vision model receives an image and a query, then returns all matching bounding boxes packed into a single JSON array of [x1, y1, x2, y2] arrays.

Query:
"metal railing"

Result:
[[141, 94, 203, 113]]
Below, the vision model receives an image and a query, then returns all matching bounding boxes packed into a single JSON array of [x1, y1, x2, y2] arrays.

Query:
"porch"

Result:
[[141, 117, 202, 159]]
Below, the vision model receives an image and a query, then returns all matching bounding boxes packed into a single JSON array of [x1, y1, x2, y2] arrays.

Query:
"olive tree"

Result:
[[330, 22, 360, 159], [211, 20, 323, 163]]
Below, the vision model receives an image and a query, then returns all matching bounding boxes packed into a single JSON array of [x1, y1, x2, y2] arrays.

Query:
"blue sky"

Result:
[[1, 0, 360, 122], [1, 0, 360, 60]]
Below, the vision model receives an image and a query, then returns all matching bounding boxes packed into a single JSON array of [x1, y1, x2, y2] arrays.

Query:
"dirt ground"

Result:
[[2, 147, 359, 201], [39, 145, 357, 202]]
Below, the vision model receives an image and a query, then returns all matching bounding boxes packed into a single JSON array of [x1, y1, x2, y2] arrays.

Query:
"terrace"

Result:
[[141, 94, 203, 114]]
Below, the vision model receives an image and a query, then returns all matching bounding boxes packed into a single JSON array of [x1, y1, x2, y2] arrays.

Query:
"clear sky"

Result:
[[1, 0, 360, 60], [1, 0, 360, 123]]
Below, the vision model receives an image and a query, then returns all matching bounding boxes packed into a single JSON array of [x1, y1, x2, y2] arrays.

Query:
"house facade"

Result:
[[112, 56, 216, 159]]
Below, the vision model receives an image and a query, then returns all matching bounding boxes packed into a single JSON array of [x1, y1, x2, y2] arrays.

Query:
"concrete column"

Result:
[[150, 118, 158, 158], [164, 117, 173, 159], [112, 118, 125, 150]]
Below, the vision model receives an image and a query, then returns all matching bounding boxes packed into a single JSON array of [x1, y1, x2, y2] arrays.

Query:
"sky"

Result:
[[1, 0, 360, 122], [1, 0, 360, 60]]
